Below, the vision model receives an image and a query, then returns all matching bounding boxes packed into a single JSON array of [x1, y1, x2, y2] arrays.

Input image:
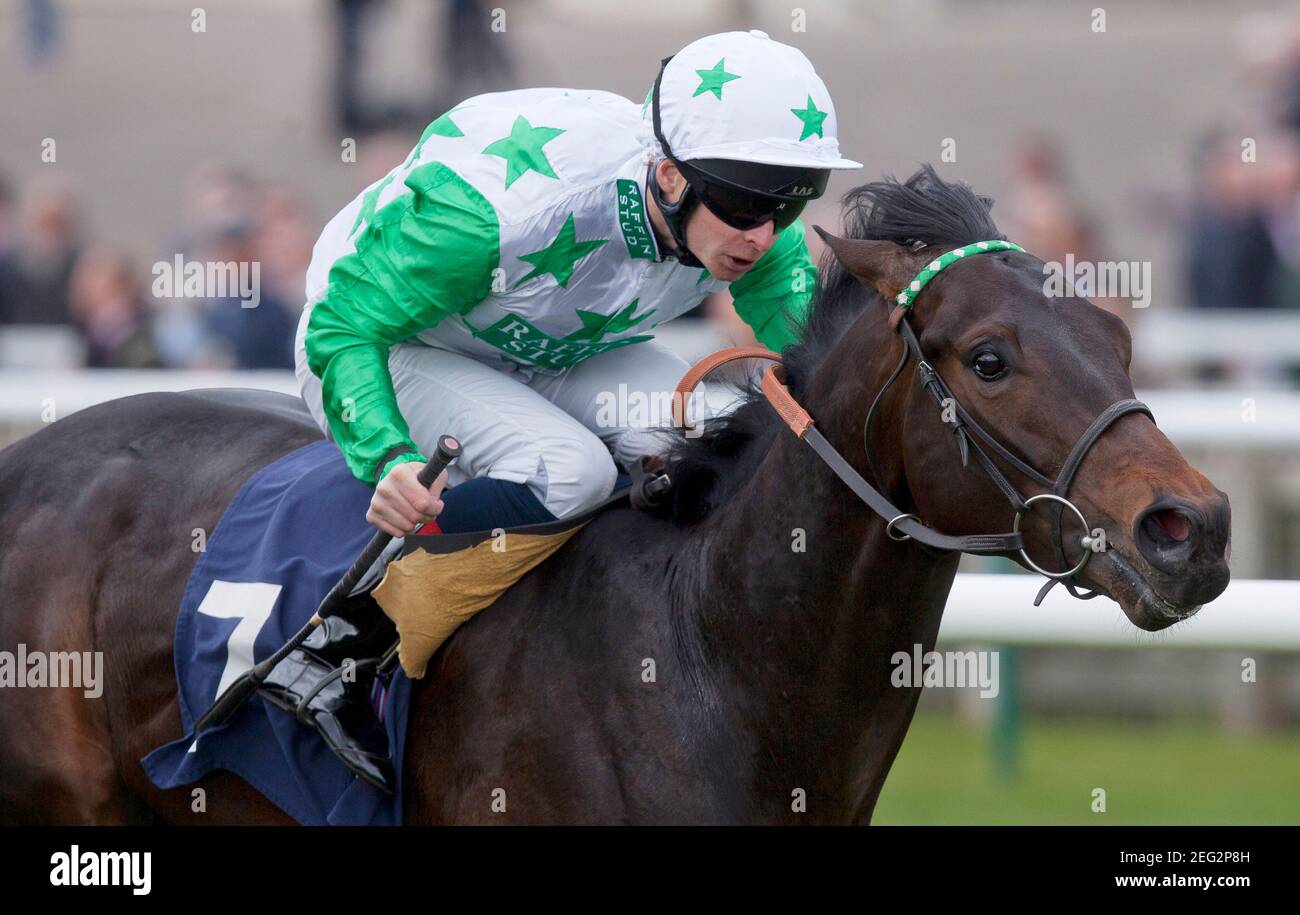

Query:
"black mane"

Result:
[[655, 164, 1003, 523]]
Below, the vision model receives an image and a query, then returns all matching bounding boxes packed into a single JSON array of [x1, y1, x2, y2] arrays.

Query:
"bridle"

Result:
[[674, 239, 1154, 606]]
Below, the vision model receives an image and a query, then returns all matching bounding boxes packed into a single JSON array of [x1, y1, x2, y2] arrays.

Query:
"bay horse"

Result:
[[0, 167, 1230, 824]]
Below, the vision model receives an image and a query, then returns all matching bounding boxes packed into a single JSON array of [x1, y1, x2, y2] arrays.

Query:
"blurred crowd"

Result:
[[0, 165, 315, 369], [1180, 14, 1300, 313], [998, 16, 1300, 318]]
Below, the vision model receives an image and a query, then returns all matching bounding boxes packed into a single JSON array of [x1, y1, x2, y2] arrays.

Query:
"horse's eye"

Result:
[[972, 350, 1007, 379]]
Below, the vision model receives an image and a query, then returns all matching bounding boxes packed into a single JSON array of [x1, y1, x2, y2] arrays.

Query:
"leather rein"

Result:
[[673, 241, 1154, 606]]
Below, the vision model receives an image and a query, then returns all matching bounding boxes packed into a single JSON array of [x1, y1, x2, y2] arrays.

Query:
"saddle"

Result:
[[249, 451, 677, 792]]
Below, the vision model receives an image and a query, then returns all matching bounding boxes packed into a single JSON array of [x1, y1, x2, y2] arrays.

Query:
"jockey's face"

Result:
[[652, 160, 779, 281]]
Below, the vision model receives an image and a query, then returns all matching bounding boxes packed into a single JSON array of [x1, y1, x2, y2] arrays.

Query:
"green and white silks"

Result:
[[303, 88, 819, 484]]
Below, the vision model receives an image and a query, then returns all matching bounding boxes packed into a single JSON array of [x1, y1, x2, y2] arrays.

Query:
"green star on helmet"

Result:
[[483, 115, 565, 189], [790, 95, 828, 141], [693, 58, 741, 100], [515, 213, 608, 288]]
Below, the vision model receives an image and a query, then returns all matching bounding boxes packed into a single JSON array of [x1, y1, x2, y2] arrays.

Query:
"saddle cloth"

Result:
[[142, 439, 624, 825]]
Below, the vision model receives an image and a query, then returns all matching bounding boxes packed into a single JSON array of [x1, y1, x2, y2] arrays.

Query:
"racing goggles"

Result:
[[675, 158, 829, 231]]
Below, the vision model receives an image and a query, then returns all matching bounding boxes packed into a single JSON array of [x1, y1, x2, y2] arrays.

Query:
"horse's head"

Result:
[[809, 170, 1229, 631]]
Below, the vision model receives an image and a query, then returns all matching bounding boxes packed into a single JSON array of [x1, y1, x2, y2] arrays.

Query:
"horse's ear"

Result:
[[813, 226, 915, 301]]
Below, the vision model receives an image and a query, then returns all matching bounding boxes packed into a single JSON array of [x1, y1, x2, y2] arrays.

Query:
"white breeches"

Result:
[[294, 303, 691, 519]]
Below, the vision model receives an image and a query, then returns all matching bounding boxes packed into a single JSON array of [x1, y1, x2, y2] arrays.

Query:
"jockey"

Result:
[[279, 30, 861, 790]]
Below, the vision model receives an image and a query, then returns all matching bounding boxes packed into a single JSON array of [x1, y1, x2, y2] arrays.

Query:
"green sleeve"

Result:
[[727, 219, 816, 352], [306, 161, 500, 484]]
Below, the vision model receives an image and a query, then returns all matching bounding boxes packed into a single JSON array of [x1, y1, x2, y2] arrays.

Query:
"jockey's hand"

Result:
[[367, 461, 447, 537]]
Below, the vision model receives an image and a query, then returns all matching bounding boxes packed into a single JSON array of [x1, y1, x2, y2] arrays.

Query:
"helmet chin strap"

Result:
[[645, 160, 704, 269]]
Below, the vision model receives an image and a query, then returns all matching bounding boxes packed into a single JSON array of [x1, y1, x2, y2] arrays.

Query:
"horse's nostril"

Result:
[[1150, 508, 1191, 543], [1135, 501, 1206, 573]]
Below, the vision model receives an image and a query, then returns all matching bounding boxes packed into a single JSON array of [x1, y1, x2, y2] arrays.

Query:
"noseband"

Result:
[[675, 239, 1153, 605]]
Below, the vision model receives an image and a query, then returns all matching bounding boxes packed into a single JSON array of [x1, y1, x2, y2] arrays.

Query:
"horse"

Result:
[[0, 167, 1230, 824]]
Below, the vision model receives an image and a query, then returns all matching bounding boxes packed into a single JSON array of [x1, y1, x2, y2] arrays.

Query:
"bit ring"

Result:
[[1012, 493, 1093, 579]]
